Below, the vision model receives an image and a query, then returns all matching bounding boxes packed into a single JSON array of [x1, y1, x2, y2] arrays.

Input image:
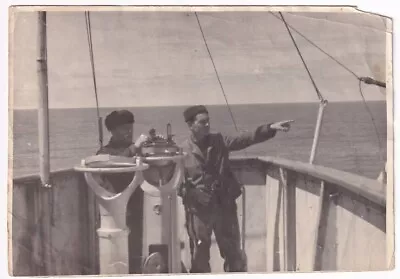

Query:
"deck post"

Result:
[[37, 11, 51, 188], [280, 168, 297, 271], [309, 100, 328, 164], [312, 180, 327, 270], [36, 11, 54, 275]]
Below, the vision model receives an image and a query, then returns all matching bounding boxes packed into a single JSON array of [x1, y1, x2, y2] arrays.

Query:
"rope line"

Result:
[[276, 11, 384, 164], [85, 12, 100, 118], [270, 12, 360, 80], [279, 12, 324, 102], [85, 11, 103, 148], [194, 12, 248, 256], [358, 80, 384, 161], [194, 12, 241, 134]]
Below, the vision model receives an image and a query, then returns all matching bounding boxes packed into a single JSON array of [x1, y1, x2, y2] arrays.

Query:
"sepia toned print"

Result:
[[8, 5, 393, 276]]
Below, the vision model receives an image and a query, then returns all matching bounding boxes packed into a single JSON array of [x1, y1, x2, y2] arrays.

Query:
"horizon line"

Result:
[[11, 99, 386, 110]]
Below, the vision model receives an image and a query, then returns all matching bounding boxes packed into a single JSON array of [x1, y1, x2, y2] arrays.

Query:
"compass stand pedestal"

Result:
[[140, 155, 186, 274], [75, 158, 149, 275]]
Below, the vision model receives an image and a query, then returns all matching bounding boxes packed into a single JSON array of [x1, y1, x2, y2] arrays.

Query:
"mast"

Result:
[[37, 11, 51, 187]]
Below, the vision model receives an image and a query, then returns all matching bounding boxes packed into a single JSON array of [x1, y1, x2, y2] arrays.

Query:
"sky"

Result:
[[10, 9, 388, 109]]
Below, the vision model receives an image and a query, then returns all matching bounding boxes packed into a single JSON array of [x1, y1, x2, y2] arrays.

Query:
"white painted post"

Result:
[[140, 155, 185, 273], [160, 190, 181, 273], [97, 207, 131, 274], [309, 100, 328, 164]]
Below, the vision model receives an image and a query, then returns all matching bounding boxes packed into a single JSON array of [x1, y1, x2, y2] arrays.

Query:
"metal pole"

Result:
[[241, 186, 246, 251], [309, 100, 328, 164], [37, 11, 51, 187], [241, 185, 248, 271]]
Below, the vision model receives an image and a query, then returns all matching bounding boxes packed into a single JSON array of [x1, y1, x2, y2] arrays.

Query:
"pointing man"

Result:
[[178, 105, 292, 273]]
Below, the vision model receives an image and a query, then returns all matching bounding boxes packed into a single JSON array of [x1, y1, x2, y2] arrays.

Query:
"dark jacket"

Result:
[[97, 137, 137, 157], [96, 137, 137, 193], [178, 124, 277, 211]]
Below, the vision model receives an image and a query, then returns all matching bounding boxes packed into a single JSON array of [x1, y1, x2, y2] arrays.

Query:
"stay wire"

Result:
[[85, 11, 103, 148], [276, 11, 384, 163], [358, 80, 384, 161], [270, 12, 360, 81], [279, 12, 324, 102], [85, 12, 100, 118], [194, 12, 241, 135], [194, 12, 248, 254]]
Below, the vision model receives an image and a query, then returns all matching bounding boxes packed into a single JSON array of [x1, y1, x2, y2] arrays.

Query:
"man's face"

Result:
[[112, 123, 133, 143], [190, 113, 210, 139]]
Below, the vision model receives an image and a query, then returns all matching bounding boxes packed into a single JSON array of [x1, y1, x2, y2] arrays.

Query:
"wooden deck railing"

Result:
[[229, 156, 386, 272], [10, 156, 387, 275]]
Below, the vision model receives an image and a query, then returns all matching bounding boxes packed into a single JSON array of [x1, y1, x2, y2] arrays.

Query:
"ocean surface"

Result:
[[11, 101, 387, 179]]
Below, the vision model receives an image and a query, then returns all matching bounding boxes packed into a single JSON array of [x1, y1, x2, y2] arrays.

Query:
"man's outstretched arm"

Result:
[[224, 120, 293, 152]]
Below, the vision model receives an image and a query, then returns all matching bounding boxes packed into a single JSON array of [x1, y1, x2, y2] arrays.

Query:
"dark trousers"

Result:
[[184, 200, 246, 273]]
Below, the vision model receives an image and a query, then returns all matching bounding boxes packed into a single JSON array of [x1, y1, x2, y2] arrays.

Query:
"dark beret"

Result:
[[183, 105, 208, 122], [104, 110, 134, 131]]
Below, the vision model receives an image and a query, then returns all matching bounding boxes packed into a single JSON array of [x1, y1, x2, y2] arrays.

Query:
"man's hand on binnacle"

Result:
[[134, 134, 149, 148], [270, 120, 294, 132], [125, 134, 150, 155]]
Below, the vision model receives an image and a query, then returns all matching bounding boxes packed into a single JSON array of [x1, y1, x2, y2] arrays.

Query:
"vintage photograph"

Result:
[[8, 6, 393, 276]]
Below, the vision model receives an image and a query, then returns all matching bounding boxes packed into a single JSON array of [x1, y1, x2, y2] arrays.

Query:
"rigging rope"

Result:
[[194, 12, 241, 135], [358, 80, 384, 161], [275, 12, 384, 165], [278, 11, 327, 165], [194, 12, 248, 256], [272, 11, 386, 94], [279, 12, 325, 102], [270, 12, 360, 81], [85, 11, 103, 149]]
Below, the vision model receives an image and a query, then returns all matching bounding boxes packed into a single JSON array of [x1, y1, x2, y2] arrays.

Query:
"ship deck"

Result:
[[10, 156, 388, 275]]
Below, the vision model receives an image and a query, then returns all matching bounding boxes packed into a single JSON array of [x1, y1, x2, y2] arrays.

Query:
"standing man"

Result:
[[96, 109, 148, 193], [95, 109, 148, 273], [178, 105, 292, 273]]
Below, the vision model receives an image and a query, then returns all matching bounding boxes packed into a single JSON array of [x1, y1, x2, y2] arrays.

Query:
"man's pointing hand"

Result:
[[270, 120, 294, 132]]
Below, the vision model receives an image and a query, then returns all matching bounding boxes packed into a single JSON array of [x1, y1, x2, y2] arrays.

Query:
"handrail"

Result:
[[13, 156, 386, 208], [228, 156, 386, 206], [257, 156, 386, 207], [12, 168, 77, 184]]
